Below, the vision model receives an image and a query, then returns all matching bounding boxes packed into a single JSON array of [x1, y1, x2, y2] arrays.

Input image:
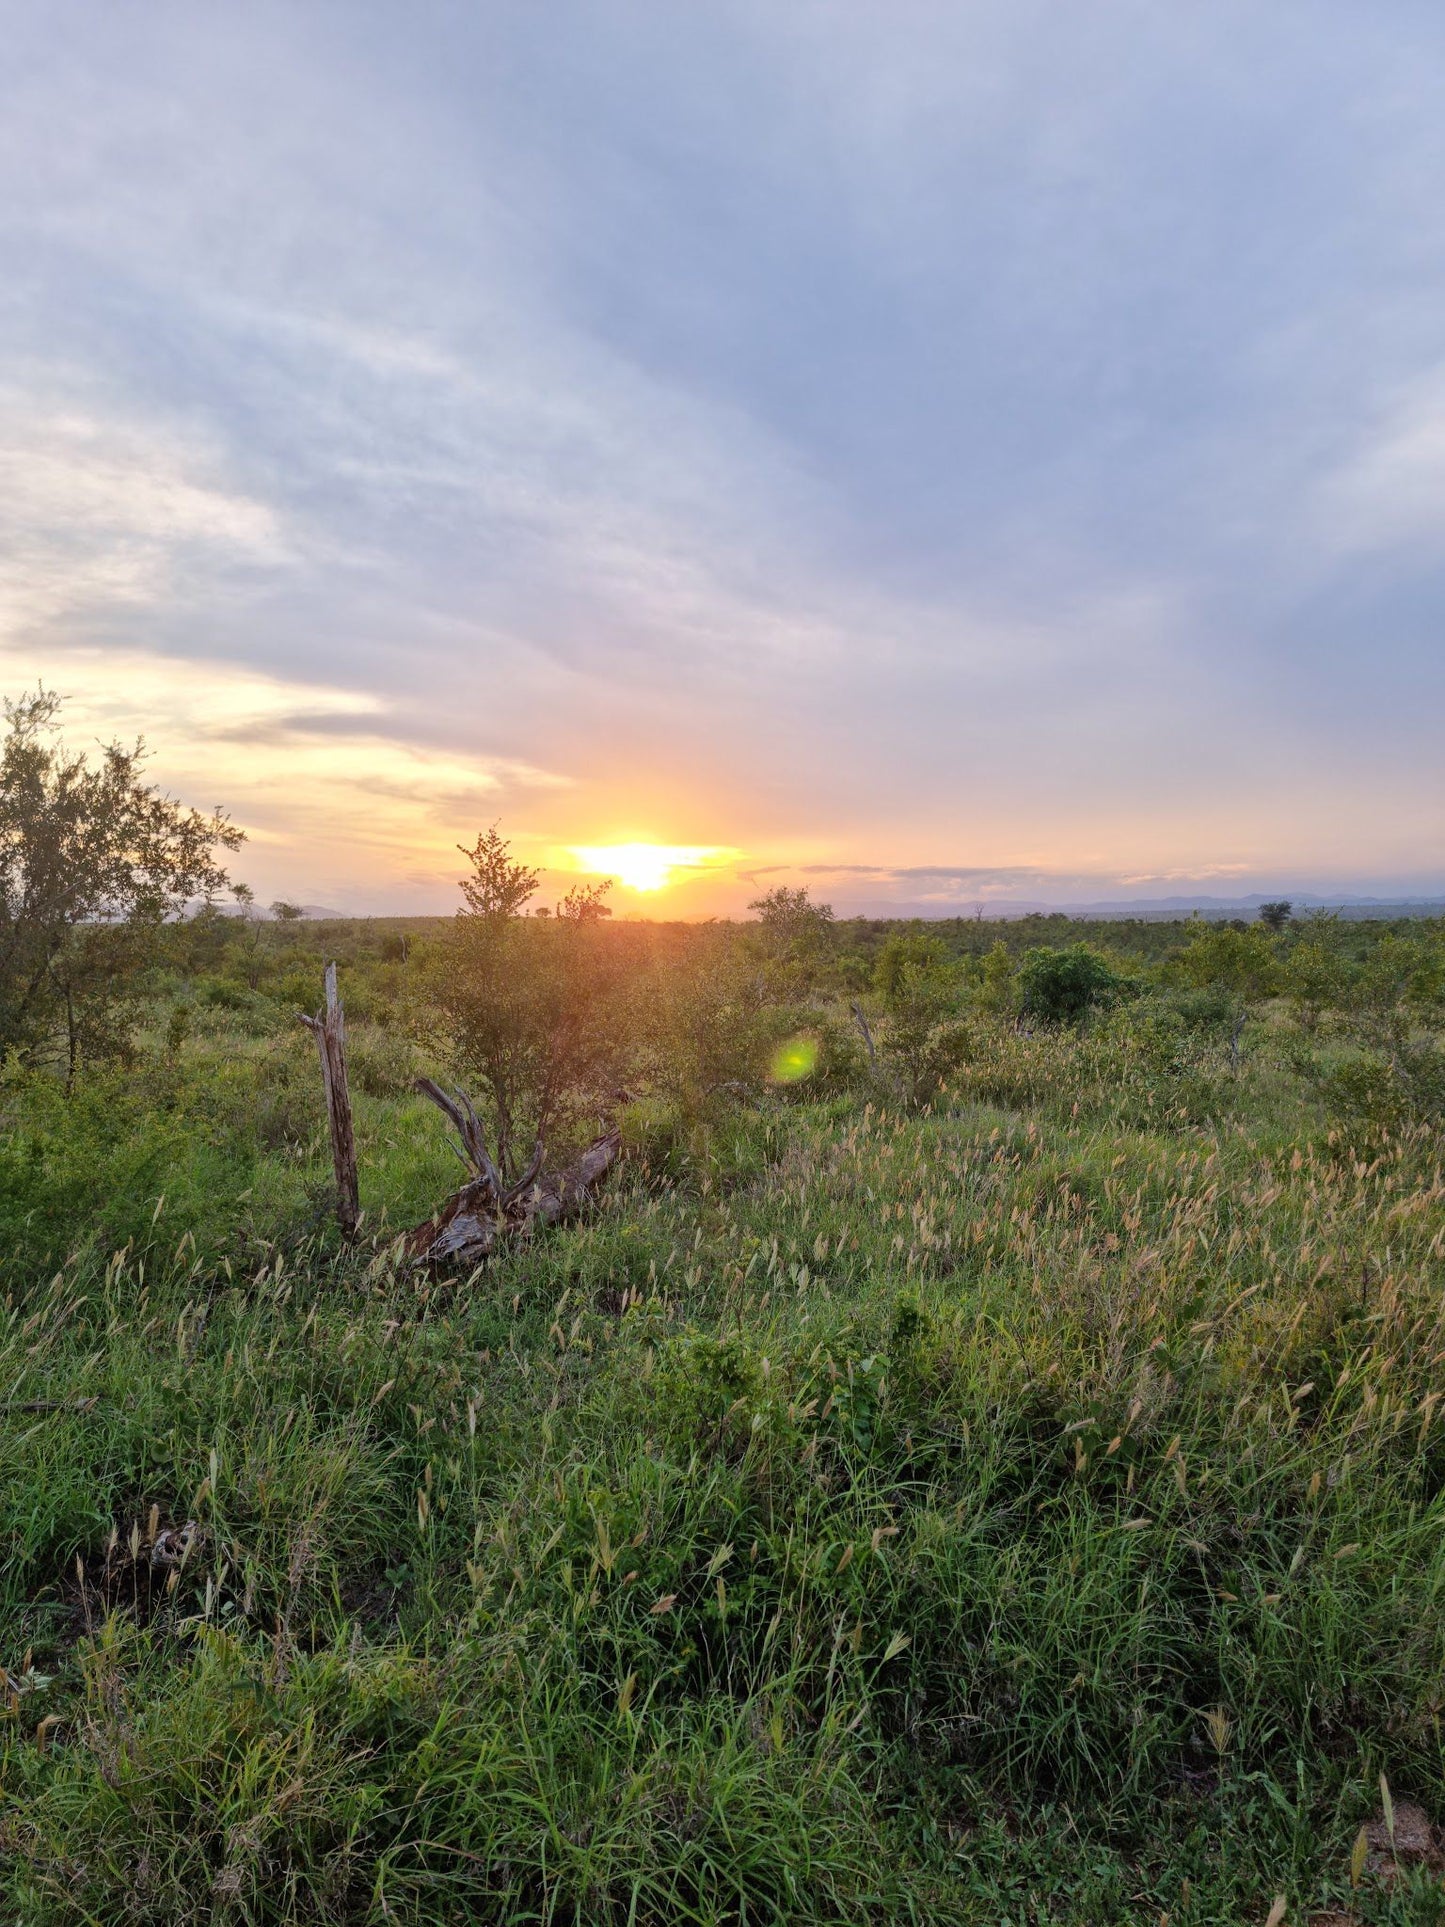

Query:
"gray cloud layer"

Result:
[[2, 2, 1443, 905]]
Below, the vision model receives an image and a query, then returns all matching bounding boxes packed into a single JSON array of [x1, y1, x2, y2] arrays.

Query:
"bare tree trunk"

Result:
[[300, 962, 359, 1238], [849, 1001, 878, 1071]]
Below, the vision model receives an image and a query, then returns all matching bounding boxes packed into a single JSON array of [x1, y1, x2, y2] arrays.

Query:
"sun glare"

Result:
[[568, 843, 737, 893]]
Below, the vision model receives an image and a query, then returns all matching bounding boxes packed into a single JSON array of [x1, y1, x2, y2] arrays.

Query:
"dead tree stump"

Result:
[[403, 1077, 621, 1269], [300, 961, 359, 1238]]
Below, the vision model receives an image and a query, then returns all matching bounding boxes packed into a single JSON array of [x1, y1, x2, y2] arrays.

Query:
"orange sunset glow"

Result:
[[565, 843, 742, 895]]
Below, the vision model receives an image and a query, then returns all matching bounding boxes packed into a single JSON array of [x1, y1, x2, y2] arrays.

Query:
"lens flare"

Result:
[[770, 1034, 820, 1084]]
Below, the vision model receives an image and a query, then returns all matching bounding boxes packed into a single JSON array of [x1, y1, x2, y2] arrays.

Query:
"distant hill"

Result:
[[183, 901, 347, 921], [833, 894, 1445, 922]]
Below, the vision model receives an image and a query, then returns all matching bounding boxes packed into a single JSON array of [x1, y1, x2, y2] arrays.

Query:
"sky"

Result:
[[3, 1, 1444, 916]]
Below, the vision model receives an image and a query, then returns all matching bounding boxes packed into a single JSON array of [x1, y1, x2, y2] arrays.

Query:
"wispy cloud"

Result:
[[1317, 362, 1445, 556], [0, 643, 574, 907], [0, 386, 289, 645], [0, 3, 1442, 905]]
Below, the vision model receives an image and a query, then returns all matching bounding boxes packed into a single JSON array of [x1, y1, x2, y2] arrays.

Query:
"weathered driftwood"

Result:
[[299, 962, 360, 1238], [404, 1076, 620, 1268]]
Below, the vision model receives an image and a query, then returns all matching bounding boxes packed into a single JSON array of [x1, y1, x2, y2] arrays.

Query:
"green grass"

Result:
[[2, 953, 1444, 1923]]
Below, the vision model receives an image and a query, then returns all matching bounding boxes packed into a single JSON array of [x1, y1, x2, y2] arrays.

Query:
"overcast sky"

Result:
[[3, 2, 1443, 912]]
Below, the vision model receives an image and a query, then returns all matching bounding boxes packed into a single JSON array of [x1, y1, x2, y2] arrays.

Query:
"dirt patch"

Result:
[[1362, 1799, 1445, 1884], [68, 1510, 204, 1631]]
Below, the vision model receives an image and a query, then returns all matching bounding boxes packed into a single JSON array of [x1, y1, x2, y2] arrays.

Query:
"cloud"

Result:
[[740, 861, 1052, 889], [1114, 865, 1252, 887], [0, 386, 289, 646], [0, 4, 1443, 904], [0, 642, 574, 906], [1317, 362, 1445, 557]]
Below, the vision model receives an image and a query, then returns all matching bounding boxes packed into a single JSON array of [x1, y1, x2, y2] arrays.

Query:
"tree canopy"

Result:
[[0, 690, 242, 1069]]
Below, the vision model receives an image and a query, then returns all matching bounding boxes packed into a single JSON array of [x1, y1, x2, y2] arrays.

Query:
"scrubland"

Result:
[[2, 908, 1444, 1925]]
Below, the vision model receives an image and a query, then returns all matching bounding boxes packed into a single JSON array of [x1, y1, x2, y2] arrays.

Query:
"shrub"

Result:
[[1317, 1040, 1445, 1130], [1172, 923, 1279, 1000], [872, 930, 953, 1007], [619, 1095, 689, 1181], [197, 975, 254, 1012], [1017, 943, 1119, 1025]]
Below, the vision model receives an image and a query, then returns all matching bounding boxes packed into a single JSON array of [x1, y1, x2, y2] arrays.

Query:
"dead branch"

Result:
[[413, 1077, 503, 1205], [500, 1135, 546, 1209], [849, 1001, 878, 1070], [405, 1079, 621, 1269]]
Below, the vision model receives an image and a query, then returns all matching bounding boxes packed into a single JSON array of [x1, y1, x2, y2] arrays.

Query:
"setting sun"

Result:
[[567, 843, 739, 894]]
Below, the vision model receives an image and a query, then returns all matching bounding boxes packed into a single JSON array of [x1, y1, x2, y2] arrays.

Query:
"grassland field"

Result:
[[2, 911, 1444, 1925]]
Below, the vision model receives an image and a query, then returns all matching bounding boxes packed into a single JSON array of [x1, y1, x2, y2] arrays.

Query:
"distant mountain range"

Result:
[[180, 892, 1445, 925], [833, 894, 1445, 922], [185, 901, 346, 920]]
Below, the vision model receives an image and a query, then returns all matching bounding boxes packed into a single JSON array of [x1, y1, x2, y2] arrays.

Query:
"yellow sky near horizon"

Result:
[[12, 641, 1442, 915], [8, 645, 779, 912]]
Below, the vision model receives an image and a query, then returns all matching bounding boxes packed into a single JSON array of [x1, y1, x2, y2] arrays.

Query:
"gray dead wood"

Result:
[[405, 1077, 620, 1269], [299, 962, 360, 1238], [849, 1001, 878, 1070]]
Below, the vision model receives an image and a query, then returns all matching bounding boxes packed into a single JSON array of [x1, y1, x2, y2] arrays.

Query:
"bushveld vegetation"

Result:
[[2, 715, 1444, 1923]]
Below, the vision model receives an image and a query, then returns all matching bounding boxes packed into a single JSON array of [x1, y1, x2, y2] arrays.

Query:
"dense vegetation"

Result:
[[2, 870, 1445, 1923]]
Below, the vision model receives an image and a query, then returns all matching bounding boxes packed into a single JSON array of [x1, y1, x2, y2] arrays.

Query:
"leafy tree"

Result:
[[872, 930, 952, 1009], [1257, 900, 1293, 931], [977, 940, 1018, 1016], [1018, 944, 1118, 1025], [0, 690, 240, 1077], [1281, 937, 1348, 1034], [651, 932, 779, 1111], [177, 897, 233, 975], [878, 1006, 973, 1109], [835, 950, 872, 992], [231, 883, 270, 990], [747, 884, 837, 998], [271, 900, 306, 948], [1344, 934, 1436, 1064], [748, 885, 834, 957], [557, 879, 613, 923], [424, 829, 628, 1180], [1173, 923, 1280, 1001], [1173, 921, 1280, 1073], [864, 930, 970, 1106], [457, 824, 539, 920]]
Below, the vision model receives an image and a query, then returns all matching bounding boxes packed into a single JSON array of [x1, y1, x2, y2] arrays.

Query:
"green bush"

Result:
[[1017, 943, 1119, 1025], [196, 975, 254, 1012], [1317, 1039, 1445, 1130]]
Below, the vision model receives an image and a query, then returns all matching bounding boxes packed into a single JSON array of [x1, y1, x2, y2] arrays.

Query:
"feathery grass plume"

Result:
[[3, 907, 1444, 1918]]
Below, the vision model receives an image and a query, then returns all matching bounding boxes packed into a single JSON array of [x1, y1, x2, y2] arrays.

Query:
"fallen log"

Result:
[[404, 1077, 621, 1268]]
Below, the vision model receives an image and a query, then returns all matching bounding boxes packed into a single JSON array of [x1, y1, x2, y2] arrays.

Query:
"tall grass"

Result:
[[1, 974, 1444, 1922]]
